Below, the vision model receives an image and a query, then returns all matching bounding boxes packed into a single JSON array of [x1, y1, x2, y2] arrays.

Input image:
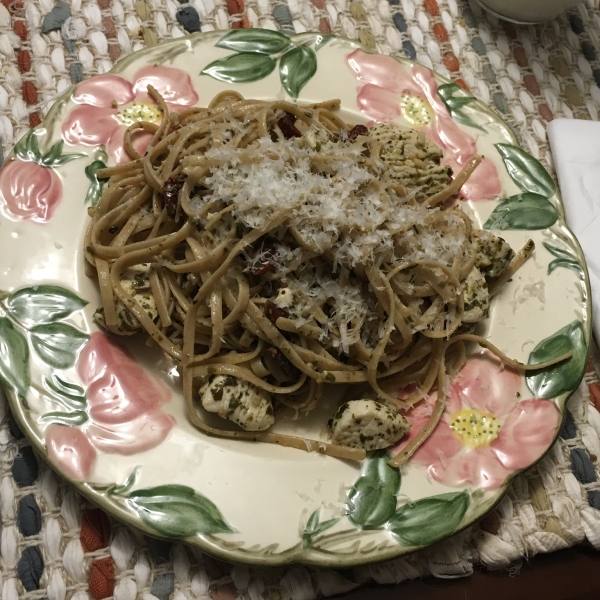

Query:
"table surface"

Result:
[[3, 0, 600, 597], [342, 546, 600, 600]]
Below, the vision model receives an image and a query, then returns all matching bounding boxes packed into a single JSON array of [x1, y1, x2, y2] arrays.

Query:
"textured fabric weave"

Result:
[[1, 0, 600, 597]]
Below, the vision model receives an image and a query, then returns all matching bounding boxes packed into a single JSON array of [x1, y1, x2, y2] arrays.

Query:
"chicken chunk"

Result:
[[462, 268, 490, 324], [94, 264, 158, 335], [199, 375, 274, 432], [330, 400, 409, 451], [369, 124, 452, 202], [471, 229, 514, 279]]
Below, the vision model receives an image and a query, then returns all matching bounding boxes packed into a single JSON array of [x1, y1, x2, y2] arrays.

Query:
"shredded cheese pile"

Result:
[[184, 128, 470, 356], [198, 132, 465, 271]]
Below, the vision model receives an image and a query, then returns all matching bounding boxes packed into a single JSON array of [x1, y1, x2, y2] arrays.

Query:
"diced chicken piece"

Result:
[[471, 229, 514, 279], [94, 264, 158, 335], [275, 286, 294, 309], [462, 268, 490, 324], [299, 126, 335, 151], [301, 129, 319, 150], [369, 124, 452, 202], [199, 375, 274, 432], [330, 400, 409, 451], [272, 286, 313, 323], [120, 264, 152, 294]]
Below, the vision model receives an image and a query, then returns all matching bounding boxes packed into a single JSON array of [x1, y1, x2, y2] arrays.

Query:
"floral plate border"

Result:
[[0, 31, 592, 567]]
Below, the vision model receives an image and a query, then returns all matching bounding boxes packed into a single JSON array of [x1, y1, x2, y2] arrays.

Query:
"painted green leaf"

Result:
[[85, 160, 108, 206], [483, 193, 558, 230], [0, 317, 30, 398], [28, 133, 40, 159], [30, 323, 89, 369], [388, 492, 470, 546], [450, 109, 486, 132], [314, 34, 334, 51], [302, 509, 340, 548], [216, 29, 291, 55], [44, 374, 87, 409], [279, 46, 317, 99], [201, 52, 276, 84], [109, 466, 140, 496], [437, 83, 485, 132], [40, 410, 88, 426], [445, 96, 476, 110], [40, 139, 64, 164], [495, 143, 557, 198], [438, 83, 472, 104], [39, 140, 86, 167], [13, 132, 84, 167], [527, 320, 587, 399], [347, 450, 401, 530], [46, 375, 85, 397], [126, 484, 235, 537], [13, 131, 41, 163], [542, 242, 583, 275], [548, 258, 583, 275], [543, 242, 574, 260], [6, 285, 88, 328], [305, 508, 319, 532]]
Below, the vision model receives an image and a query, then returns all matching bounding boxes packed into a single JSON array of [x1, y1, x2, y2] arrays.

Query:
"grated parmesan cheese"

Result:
[[183, 124, 510, 355], [199, 133, 450, 271]]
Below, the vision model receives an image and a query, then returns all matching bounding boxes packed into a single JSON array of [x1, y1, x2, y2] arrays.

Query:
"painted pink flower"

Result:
[[62, 66, 199, 164], [346, 50, 501, 202], [45, 332, 176, 481], [0, 159, 62, 222], [78, 332, 175, 455], [393, 353, 560, 490], [46, 425, 97, 481]]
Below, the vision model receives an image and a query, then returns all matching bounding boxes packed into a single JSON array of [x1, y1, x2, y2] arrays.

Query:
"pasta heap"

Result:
[[84, 88, 568, 466]]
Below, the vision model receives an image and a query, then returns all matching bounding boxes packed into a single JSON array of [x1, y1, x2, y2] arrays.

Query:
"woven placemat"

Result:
[[1, 0, 600, 598]]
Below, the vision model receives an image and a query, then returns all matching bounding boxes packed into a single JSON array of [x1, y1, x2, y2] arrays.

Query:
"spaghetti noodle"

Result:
[[84, 88, 570, 465]]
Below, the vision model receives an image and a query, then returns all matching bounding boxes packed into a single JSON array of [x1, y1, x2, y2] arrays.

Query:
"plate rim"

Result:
[[4, 29, 593, 568]]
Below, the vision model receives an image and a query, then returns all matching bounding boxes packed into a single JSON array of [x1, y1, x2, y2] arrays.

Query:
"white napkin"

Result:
[[547, 118, 600, 341]]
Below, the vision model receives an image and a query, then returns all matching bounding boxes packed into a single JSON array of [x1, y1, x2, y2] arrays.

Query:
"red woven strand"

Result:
[[589, 382, 600, 412], [424, 0, 439, 16], [443, 51, 460, 72], [433, 23, 448, 42], [88, 557, 115, 600], [80, 509, 111, 552]]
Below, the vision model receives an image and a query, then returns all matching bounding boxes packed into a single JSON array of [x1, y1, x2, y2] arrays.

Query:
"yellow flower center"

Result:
[[449, 408, 501, 449], [399, 94, 434, 127], [117, 102, 163, 126]]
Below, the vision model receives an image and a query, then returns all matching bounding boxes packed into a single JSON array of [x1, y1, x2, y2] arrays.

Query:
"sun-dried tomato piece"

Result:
[[278, 113, 302, 139], [251, 262, 276, 276], [246, 238, 279, 276], [264, 300, 289, 323], [347, 124, 368, 141], [162, 177, 184, 218]]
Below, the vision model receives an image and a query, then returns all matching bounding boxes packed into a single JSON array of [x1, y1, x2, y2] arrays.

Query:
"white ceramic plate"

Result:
[[0, 31, 591, 567]]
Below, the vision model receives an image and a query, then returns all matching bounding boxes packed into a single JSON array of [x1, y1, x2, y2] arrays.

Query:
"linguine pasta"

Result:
[[84, 88, 570, 466]]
